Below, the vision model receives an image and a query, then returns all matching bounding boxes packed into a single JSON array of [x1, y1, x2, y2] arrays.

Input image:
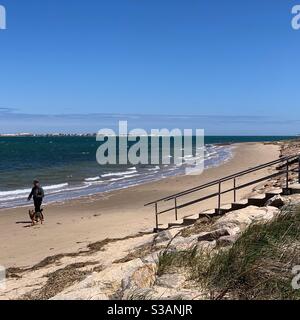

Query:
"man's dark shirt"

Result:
[[28, 186, 45, 201]]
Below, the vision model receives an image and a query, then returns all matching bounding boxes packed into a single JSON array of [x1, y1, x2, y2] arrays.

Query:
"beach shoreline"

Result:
[[0, 139, 235, 210], [0, 147, 235, 211], [0, 142, 280, 268]]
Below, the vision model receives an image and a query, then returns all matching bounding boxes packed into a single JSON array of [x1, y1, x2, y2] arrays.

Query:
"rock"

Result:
[[155, 273, 186, 289], [121, 262, 157, 300], [124, 285, 202, 300], [196, 240, 216, 251], [127, 263, 157, 289], [213, 206, 279, 233], [168, 235, 198, 251], [52, 259, 148, 300], [216, 235, 237, 247], [154, 230, 173, 244], [154, 229, 183, 245], [121, 263, 157, 300], [141, 251, 161, 265], [51, 289, 109, 300], [265, 195, 285, 208], [122, 288, 155, 300], [150, 286, 204, 300], [198, 228, 230, 242]]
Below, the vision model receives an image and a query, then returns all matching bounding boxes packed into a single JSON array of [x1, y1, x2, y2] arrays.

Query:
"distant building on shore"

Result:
[[0, 133, 97, 137], [0, 133, 33, 137]]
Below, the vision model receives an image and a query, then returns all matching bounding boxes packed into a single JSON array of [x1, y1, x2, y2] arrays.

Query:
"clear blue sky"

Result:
[[0, 0, 299, 133]]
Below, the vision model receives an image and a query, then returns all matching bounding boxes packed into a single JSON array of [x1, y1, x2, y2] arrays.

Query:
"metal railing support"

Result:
[[283, 160, 290, 195], [218, 181, 221, 214], [286, 160, 289, 190], [174, 197, 178, 221], [155, 203, 158, 231], [233, 178, 237, 202], [298, 157, 300, 184]]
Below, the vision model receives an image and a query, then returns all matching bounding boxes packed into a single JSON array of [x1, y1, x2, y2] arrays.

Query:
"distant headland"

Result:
[[0, 133, 97, 137]]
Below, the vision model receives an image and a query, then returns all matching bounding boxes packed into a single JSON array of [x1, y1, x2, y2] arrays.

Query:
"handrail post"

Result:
[[218, 181, 221, 214], [174, 197, 178, 221], [298, 156, 300, 184], [283, 160, 290, 195], [286, 160, 289, 189], [155, 203, 158, 231], [233, 178, 236, 203]]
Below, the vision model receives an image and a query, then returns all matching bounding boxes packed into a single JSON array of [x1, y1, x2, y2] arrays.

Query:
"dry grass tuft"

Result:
[[21, 261, 99, 300]]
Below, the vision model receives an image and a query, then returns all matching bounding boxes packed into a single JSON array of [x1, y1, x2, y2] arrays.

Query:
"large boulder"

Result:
[[196, 240, 217, 251], [198, 228, 230, 242], [121, 263, 157, 300], [122, 263, 157, 291], [213, 206, 279, 234], [167, 235, 199, 251], [51, 259, 149, 300], [154, 230, 174, 244], [155, 273, 186, 289], [216, 235, 238, 247], [265, 195, 285, 208]]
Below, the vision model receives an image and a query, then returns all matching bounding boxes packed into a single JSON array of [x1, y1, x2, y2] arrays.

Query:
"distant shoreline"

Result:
[[0, 134, 297, 138]]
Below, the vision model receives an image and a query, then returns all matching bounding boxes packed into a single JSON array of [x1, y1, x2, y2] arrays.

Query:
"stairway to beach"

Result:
[[155, 184, 300, 232]]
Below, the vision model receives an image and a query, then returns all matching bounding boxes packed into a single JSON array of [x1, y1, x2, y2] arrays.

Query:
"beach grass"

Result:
[[157, 204, 300, 300]]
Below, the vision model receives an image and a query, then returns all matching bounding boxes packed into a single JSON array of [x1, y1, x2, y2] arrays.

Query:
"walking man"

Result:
[[28, 180, 45, 214]]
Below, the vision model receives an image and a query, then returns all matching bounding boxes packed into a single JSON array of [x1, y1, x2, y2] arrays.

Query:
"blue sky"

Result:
[[0, 0, 300, 133]]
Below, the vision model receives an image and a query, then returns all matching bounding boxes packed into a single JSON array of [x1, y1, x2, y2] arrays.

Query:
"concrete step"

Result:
[[247, 194, 267, 206], [290, 184, 300, 194], [215, 204, 232, 215], [199, 209, 219, 218], [231, 199, 249, 210], [155, 185, 300, 232], [201, 209, 217, 216], [265, 188, 282, 198], [168, 219, 184, 228], [183, 213, 201, 225], [153, 225, 169, 232]]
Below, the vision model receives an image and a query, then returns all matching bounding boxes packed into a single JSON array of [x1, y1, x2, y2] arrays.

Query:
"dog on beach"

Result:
[[28, 209, 44, 226]]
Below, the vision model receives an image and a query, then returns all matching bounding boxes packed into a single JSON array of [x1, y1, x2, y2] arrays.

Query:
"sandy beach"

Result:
[[0, 142, 280, 268]]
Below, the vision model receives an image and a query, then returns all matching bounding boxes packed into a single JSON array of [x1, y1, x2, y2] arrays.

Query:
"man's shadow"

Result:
[[16, 221, 34, 228]]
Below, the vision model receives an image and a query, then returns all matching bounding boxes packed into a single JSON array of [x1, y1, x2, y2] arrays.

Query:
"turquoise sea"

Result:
[[0, 136, 294, 209]]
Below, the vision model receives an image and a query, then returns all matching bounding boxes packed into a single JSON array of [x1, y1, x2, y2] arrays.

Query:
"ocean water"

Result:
[[0, 136, 293, 209]]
